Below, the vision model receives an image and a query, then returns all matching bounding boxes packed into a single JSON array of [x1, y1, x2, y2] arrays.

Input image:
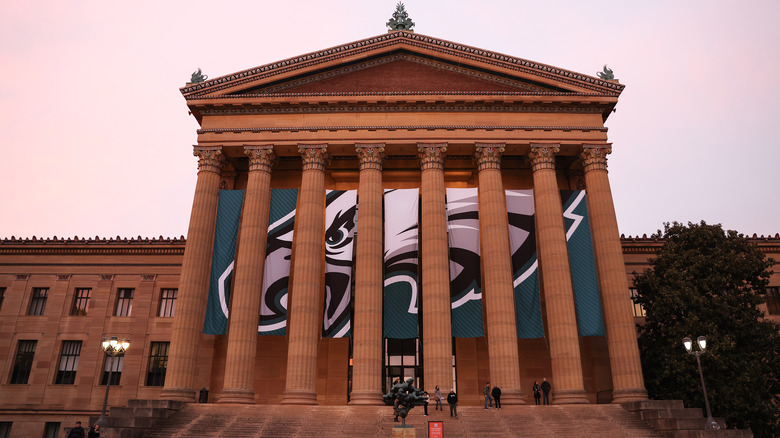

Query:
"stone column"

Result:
[[162, 146, 224, 401], [474, 144, 525, 405], [281, 144, 329, 405], [220, 146, 275, 404], [528, 144, 588, 404], [418, 143, 453, 392], [580, 144, 647, 403], [349, 144, 386, 405]]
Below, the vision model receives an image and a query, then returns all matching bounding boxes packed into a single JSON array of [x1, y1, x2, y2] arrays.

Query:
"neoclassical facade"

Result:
[[162, 29, 647, 407], [6, 29, 780, 436]]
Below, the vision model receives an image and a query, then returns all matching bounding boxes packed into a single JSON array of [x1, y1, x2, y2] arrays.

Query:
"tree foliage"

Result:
[[633, 221, 780, 437]]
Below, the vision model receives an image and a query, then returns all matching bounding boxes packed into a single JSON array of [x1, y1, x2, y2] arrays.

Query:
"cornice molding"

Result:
[[197, 125, 607, 134], [194, 102, 610, 117], [181, 32, 623, 98]]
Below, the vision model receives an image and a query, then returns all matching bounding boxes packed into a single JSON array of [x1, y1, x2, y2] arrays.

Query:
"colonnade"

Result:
[[161, 142, 647, 405]]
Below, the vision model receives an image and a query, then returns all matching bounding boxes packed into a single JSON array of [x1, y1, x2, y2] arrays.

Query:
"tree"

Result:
[[633, 221, 780, 438]]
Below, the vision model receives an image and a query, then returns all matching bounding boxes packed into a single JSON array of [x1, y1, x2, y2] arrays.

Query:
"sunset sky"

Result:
[[2, 1, 778, 239]]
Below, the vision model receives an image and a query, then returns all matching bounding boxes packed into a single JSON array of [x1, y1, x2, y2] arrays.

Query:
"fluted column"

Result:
[[349, 144, 386, 405], [580, 144, 647, 403], [418, 143, 453, 392], [528, 144, 588, 404], [220, 146, 275, 404], [162, 146, 224, 401], [281, 144, 330, 405], [474, 144, 525, 405]]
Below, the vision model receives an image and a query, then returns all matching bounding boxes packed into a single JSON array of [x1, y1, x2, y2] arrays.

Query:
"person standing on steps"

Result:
[[532, 381, 541, 405], [541, 377, 552, 405], [87, 424, 100, 438], [422, 390, 430, 416], [434, 386, 443, 411], [66, 421, 85, 438], [491, 384, 502, 409], [483, 381, 493, 409], [447, 388, 459, 418]]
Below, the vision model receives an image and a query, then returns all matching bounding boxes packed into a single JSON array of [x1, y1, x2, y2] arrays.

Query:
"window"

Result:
[[765, 287, 780, 315], [0, 287, 5, 312], [101, 355, 123, 386], [55, 341, 82, 384], [0, 422, 11, 438], [43, 422, 60, 438], [629, 288, 646, 317], [158, 288, 177, 317], [114, 288, 134, 317], [9, 340, 36, 384], [28, 287, 48, 316], [146, 342, 169, 386], [71, 288, 91, 316]]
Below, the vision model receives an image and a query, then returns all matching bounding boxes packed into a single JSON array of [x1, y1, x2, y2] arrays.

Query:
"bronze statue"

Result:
[[189, 68, 208, 84], [383, 378, 424, 426], [596, 65, 615, 80]]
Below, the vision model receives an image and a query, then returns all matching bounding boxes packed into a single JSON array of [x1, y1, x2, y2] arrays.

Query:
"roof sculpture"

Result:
[[386, 2, 415, 31]]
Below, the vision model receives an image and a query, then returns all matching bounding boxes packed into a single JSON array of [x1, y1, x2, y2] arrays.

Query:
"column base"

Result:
[[280, 389, 318, 405], [552, 389, 590, 404], [498, 389, 526, 405], [160, 387, 197, 402], [611, 388, 648, 404], [348, 390, 386, 405], [218, 388, 255, 404]]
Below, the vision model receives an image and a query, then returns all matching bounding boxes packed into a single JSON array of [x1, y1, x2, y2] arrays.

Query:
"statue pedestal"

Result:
[[392, 426, 415, 438]]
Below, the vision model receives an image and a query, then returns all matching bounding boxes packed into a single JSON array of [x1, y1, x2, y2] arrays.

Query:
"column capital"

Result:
[[474, 143, 505, 171], [193, 146, 225, 174], [418, 143, 447, 170], [580, 144, 613, 173], [355, 143, 385, 171], [244, 146, 275, 173], [298, 144, 330, 171], [528, 143, 560, 172]]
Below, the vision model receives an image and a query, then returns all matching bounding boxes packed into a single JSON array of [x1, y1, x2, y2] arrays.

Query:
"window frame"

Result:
[[158, 288, 177, 317], [9, 340, 37, 385], [70, 288, 91, 316], [146, 341, 169, 387], [28, 287, 48, 316], [629, 287, 646, 317], [765, 286, 780, 315], [55, 340, 82, 385], [114, 288, 134, 317], [100, 355, 123, 386]]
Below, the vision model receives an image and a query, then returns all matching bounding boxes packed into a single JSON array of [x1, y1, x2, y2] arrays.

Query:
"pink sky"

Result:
[[1, 1, 779, 239]]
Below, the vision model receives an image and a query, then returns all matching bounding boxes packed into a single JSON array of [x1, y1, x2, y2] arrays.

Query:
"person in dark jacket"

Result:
[[541, 378, 552, 405], [87, 424, 100, 438], [533, 381, 541, 405], [491, 385, 502, 409], [447, 388, 459, 418], [66, 421, 85, 438]]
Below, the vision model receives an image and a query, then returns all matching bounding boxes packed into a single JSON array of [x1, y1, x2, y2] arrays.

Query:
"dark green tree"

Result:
[[633, 221, 779, 438]]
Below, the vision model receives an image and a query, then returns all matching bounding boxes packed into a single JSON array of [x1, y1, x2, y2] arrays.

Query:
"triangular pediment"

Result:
[[229, 53, 561, 95], [181, 31, 623, 99]]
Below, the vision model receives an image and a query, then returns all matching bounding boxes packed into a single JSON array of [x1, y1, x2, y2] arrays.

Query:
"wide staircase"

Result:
[[108, 401, 673, 437]]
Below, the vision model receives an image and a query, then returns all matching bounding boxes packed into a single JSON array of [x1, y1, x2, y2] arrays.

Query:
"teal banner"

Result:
[[506, 190, 545, 339], [259, 188, 298, 335], [561, 190, 605, 337], [447, 188, 484, 338], [383, 189, 419, 339], [203, 190, 245, 335]]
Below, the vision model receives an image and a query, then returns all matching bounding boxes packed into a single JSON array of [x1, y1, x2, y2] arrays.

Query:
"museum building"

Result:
[[2, 24, 779, 436]]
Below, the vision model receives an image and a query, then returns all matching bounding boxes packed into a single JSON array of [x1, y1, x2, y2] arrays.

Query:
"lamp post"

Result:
[[682, 336, 720, 430], [96, 336, 130, 428]]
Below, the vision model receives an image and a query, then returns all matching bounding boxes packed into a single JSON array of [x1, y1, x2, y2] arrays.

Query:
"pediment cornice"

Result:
[[180, 31, 623, 99]]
